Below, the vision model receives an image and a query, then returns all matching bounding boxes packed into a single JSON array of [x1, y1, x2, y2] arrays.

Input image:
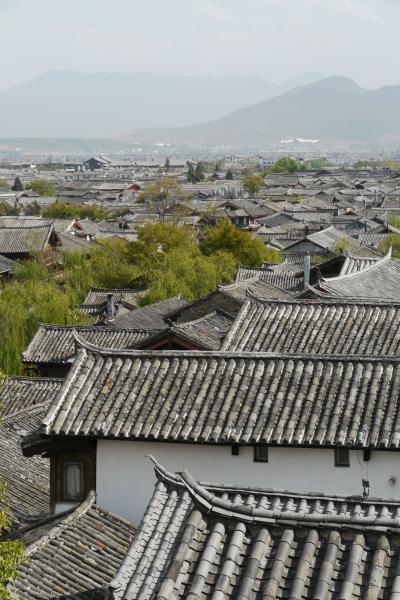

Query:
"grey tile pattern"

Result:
[[0, 376, 63, 417], [8, 492, 135, 600], [170, 311, 234, 350], [223, 297, 400, 355], [109, 296, 188, 329], [235, 266, 300, 292], [0, 404, 49, 520], [22, 324, 161, 366], [83, 287, 142, 306], [0, 224, 54, 254], [38, 343, 400, 449], [110, 463, 400, 600]]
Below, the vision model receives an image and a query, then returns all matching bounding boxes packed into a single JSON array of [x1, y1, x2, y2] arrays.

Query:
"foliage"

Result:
[[265, 156, 305, 173], [0, 202, 19, 216], [353, 159, 400, 171], [11, 177, 23, 192], [225, 169, 234, 180], [0, 276, 87, 375], [164, 157, 171, 171], [331, 238, 353, 254], [0, 179, 8, 189], [26, 179, 55, 197], [200, 219, 279, 266], [142, 244, 236, 304], [0, 483, 26, 598], [215, 159, 224, 171], [388, 213, 400, 229], [378, 233, 400, 258], [24, 200, 42, 216], [242, 174, 264, 195], [137, 178, 184, 221], [187, 162, 206, 183], [42, 202, 111, 220]]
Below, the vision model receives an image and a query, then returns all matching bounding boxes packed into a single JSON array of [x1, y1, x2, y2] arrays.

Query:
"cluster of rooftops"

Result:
[[4, 235, 400, 596]]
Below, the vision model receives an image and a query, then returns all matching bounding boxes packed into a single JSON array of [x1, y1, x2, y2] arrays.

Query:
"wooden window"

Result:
[[63, 461, 84, 501], [253, 445, 269, 463], [334, 447, 350, 467], [51, 449, 96, 506]]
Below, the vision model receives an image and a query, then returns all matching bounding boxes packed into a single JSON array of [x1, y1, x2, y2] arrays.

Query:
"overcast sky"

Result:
[[0, 0, 398, 92]]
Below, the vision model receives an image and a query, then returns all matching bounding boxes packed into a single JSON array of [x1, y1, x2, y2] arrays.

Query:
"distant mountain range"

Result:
[[129, 77, 400, 146], [0, 71, 321, 138]]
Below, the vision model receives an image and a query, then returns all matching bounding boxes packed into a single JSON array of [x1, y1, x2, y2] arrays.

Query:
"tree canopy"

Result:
[[11, 177, 23, 192], [200, 219, 280, 266], [42, 202, 111, 220], [26, 179, 55, 197], [242, 174, 264, 195], [266, 157, 305, 173]]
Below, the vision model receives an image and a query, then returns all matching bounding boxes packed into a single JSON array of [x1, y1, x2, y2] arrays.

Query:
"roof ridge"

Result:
[[324, 249, 392, 283], [2, 401, 50, 425], [178, 471, 400, 530], [66, 336, 400, 362], [24, 491, 96, 556]]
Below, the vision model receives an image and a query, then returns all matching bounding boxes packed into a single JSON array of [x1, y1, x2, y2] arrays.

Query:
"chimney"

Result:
[[303, 254, 311, 289], [106, 293, 115, 319]]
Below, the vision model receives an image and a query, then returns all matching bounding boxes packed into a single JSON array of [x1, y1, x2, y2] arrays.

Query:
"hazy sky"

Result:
[[0, 0, 398, 92]]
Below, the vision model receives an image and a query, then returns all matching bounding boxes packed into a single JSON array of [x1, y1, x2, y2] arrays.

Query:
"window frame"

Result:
[[253, 445, 269, 463], [63, 460, 85, 502], [334, 447, 350, 467]]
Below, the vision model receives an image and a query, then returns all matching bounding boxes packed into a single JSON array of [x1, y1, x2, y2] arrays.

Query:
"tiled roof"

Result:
[[235, 265, 299, 292], [170, 311, 234, 350], [22, 324, 161, 366], [32, 341, 400, 449], [223, 297, 400, 354], [83, 287, 142, 306], [321, 251, 400, 299], [0, 405, 49, 521], [110, 461, 400, 600], [108, 295, 188, 329], [0, 253, 15, 273], [0, 376, 63, 417], [8, 492, 135, 599], [0, 224, 55, 254], [220, 277, 292, 302]]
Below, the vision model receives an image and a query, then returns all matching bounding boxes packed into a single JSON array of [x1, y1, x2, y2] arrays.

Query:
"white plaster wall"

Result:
[[96, 440, 400, 525]]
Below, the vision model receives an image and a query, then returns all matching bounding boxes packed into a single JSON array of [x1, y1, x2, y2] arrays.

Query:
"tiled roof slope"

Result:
[[220, 277, 292, 302], [235, 265, 299, 292], [223, 297, 400, 354], [0, 224, 54, 254], [83, 287, 142, 306], [110, 462, 400, 600], [171, 311, 234, 350], [320, 251, 400, 299], [8, 492, 135, 600], [34, 342, 400, 449], [339, 254, 381, 275], [0, 376, 63, 417], [22, 324, 161, 365], [108, 295, 188, 328], [0, 405, 49, 520], [0, 253, 15, 273]]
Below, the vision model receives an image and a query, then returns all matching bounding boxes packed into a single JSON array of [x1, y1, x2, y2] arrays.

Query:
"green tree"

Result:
[[11, 177, 23, 192], [215, 159, 224, 171], [0, 483, 26, 598], [331, 238, 353, 255], [164, 157, 171, 171], [200, 219, 276, 266], [225, 169, 234, 180], [0, 202, 19, 216], [137, 178, 183, 222], [24, 200, 42, 216], [187, 162, 206, 183], [27, 179, 55, 197], [266, 156, 305, 173], [242, 174, 264, 195], [378, 233, 400, 258], [42, 202, 110, 220], [0, 179, 8, 189]]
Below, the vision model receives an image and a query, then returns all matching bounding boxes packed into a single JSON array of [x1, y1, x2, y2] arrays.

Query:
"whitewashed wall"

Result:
[[96, 440, 400, 525]]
